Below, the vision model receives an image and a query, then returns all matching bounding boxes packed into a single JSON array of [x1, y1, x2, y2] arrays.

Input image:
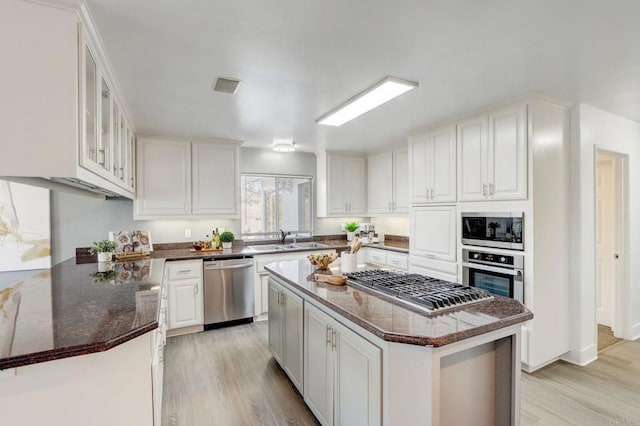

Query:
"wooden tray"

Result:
[[190, 248, 223, 253], [314, 273, 347, 286], [114, 252, 151, 261]]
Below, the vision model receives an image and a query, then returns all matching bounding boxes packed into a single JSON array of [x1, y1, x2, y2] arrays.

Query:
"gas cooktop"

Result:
[[344, 270, 492, 313]]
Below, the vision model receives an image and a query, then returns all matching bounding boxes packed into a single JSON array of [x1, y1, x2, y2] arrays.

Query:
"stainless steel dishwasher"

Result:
[[203, 257, 255, 328]]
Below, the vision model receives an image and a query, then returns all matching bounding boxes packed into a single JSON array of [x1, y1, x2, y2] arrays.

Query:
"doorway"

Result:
[[595, 150, 625, 351]]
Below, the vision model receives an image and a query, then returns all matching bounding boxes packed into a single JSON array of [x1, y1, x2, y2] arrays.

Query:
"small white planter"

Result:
[[97, 252, 113, 262], [346, 231, 356, 241], [222, 242, 232, 249]]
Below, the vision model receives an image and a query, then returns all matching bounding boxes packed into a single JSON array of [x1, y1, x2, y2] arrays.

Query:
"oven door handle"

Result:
[[462, 262, 520, 276]]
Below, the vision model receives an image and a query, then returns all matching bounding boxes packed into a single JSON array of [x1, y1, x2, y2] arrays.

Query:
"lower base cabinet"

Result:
[[268, 278, 304, 393], [304, 302, 381, 426]]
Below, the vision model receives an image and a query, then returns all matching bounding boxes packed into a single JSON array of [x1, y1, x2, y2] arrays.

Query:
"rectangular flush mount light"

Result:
[[316, 76, 418, 127]]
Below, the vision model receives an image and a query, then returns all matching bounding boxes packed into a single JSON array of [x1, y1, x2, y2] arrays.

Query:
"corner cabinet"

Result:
[[409, 125, 456, 204], [317, 152, 367, 217], [367, 148, 409, 215], [1, 1, 135, 198], [458, 104, 527, 201], [268, 278, 304, 393], [409, 205, 458, 282], [304, 302, 381, 426], [135, 137, 240, 219]]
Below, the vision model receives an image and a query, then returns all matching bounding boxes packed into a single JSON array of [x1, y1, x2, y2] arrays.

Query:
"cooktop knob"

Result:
[[473, 252, 481, 259], [500, 256, 507, 263]]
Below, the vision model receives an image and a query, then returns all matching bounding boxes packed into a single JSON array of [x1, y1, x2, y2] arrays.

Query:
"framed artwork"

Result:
[[0, 180, 51, 272]]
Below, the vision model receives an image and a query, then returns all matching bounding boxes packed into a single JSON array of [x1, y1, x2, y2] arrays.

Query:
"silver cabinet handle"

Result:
[[430, 188, 434, 199], [482, 184, 488, 196], [331, 329, 337, 350], [326, 326, 332, 346], [489, 183, 495, 194], [426, 189, 429, 199]]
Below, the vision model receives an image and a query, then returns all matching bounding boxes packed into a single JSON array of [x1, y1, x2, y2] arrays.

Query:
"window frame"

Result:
[[240, 173, 314, 241]]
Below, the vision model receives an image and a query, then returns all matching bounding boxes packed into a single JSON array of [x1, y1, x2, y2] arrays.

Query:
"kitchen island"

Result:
[[265, 259, 533, 426], [0, 257, 166, 426]]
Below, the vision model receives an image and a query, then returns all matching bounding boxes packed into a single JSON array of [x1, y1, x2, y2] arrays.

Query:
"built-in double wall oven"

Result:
[[461, 212, 525, 303]]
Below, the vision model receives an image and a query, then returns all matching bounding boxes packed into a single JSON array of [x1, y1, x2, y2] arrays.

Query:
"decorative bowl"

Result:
[[307, 253, 338, 270]]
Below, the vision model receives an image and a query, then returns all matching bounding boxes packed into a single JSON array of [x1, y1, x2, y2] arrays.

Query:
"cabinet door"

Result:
[[168, 279, 201, 330], [487, 104, 527, 200], [367, 152, 393, 214], [409, 134, 429, 204], [98, 77, 112, 175], [304, 303, 334, 426], [346, 156, 367, 215], [81, 44, 99, 171], [429, 126, 457, 203], [457, 116, 488, 201], [268, 280, 283, 364], [192, 143, 240, 216], [410, 205, 457, 262], [282, 287, 304, 393], [135, 138, 191, 218], [335, 322, 381, 426], [392, 147, 409, 213], [327, 155, 347, 215]]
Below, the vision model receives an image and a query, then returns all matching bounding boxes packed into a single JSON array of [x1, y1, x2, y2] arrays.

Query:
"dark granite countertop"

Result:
[[0, 258, 165, 370], [265, 260, 532, 347]]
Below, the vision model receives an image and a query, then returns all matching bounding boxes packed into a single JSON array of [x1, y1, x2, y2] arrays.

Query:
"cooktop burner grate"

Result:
[[344, 270, 492, 312]]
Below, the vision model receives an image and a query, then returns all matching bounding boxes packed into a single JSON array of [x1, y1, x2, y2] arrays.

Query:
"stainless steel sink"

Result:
[[292, 242, 329, 248], [246, 244, 285, 252], [278, 244, 298, 249]]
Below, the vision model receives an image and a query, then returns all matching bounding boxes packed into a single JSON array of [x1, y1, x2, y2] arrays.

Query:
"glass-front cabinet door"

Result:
[[112, 101, 121, 179], [128, 128, 136, 190], [83, 45, 98, 166], [99, 78, 111, 173]]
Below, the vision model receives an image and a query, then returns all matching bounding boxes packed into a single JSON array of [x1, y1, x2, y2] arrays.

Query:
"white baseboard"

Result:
[[561, 344, 597, 366]]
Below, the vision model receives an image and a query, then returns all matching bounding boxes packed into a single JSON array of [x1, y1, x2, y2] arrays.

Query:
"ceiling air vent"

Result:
[[212, 77, 241, 94]]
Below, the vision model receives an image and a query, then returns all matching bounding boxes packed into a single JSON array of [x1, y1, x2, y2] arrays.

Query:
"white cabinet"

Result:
[[409, 125, 456, 204], [410, 205, 456, 262], [318, 152, 367, 217], [192, 142, 240, 215], [304, 302, 381, 426], [136, 138, 191, 217], [135, 137, 240, 219], [268, 278, 304, 393], [165, 260, 203, 331], [458, 104, 527, 201], [367, 148, 409, 215], [1, 1, 135, 198], [366, 247, 408, 271]]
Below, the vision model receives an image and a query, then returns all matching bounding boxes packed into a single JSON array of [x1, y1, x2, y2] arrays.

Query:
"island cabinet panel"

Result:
[[304, 302, 381, 426], [268, 278, 304, 393]]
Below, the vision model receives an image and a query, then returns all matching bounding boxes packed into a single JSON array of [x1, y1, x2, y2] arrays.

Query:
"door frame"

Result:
[[594, 147, 628, 340]]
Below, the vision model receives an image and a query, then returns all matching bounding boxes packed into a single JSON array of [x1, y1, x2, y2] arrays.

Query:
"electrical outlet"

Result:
[[184, 229, 191, 239], [340, 223, 346, 232]]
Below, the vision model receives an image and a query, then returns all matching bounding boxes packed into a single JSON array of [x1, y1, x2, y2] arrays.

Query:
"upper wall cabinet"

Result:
[[135, 137, 240, 220], [409, 125, 456, 204], [458, 104, 527, 201], [317, 152, 367, 217], [0, 1, 135, 198], [367, 148, 409, 215]]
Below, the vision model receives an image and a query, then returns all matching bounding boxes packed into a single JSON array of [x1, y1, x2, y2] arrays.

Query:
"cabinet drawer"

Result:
[[366, 250, 387, 266], [386, 253, 408, 270], [166, 260, 202, 280]]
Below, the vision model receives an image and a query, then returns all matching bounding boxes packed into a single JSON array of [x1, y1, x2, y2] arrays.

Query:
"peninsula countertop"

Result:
[[0, 257, 165, 370], [265, 259, 532, 347]]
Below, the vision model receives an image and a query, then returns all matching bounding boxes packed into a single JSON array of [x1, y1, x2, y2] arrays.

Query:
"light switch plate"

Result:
[[184, 229, 191, 239]]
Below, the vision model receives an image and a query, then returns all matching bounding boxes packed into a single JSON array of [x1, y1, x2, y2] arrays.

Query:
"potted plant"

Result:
[[219, 231, 235, 249], [344, 221, 359, 241], [89, 240, 118, 262]]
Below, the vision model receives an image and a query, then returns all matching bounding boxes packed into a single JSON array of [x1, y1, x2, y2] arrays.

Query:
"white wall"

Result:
[[567, 103, 640, 365], [371, 216, 409, 237]]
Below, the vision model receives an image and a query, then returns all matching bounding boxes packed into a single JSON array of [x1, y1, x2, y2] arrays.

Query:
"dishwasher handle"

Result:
[[204, 261, 254, 271]]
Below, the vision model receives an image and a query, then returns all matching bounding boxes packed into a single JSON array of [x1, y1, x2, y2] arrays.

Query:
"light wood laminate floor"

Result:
[[163, 321, 639, 426], [162, 321, 318, 426]]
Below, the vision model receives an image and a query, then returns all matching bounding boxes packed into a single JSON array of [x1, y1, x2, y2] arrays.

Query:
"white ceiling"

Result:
[[86, 0, 640, 153]]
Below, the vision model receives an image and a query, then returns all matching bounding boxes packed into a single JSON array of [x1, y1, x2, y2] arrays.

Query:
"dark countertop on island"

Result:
[[0, 258, 165, 370], [265, 260, 532, 347]]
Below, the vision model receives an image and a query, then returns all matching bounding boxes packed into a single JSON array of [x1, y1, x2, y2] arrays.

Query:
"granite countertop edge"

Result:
[[265, 265, 532, 347]]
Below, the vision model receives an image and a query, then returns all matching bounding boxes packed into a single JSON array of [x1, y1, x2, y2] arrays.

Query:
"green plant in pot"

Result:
[[344, 221, 359, 241], [219, 231, 235, 249], [89, 240, 118, 262]]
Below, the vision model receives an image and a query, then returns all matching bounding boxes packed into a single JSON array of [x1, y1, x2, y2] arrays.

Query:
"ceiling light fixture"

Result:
[[272, 139, 296, 152], [316, 76, 419, 127]]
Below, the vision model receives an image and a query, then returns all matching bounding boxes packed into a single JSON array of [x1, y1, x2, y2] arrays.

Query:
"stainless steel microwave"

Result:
[[461, 212, 524, 250]]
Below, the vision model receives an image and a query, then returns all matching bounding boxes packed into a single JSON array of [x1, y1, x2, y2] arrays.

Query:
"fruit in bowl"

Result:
[[307, 253, 338, 270]]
